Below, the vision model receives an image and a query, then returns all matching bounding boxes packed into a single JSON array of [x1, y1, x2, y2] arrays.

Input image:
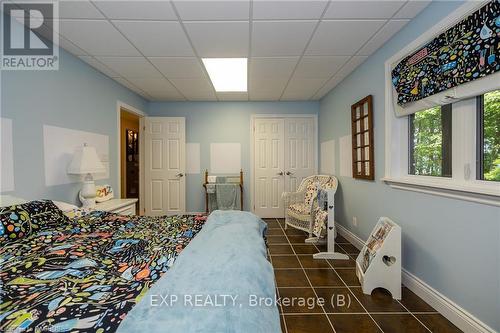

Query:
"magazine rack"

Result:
[[355, 217, 401, 299]]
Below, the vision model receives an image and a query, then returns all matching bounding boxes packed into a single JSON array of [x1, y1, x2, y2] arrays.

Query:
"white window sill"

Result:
[[382, 176, 500, 207]]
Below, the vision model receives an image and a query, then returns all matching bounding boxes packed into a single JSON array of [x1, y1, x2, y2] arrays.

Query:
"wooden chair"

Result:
[[283, 175, 338, 238]]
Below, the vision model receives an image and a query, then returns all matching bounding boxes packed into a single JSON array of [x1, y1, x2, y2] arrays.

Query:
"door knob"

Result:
[[277, 171, 284, 176], [285, 171, 294, 176], [176, 173, 184, 178]]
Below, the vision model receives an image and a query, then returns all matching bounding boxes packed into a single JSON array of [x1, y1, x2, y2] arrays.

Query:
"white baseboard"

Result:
[[336, 223, 496, 333]]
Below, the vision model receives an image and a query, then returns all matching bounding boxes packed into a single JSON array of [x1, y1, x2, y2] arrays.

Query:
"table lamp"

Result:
[[67, 143, 105, 207]]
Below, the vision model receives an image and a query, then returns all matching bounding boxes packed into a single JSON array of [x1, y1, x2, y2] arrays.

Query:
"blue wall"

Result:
[[148, 101, 319, 212], [318, 1, 499, 330], [1, 48, 147, 203]]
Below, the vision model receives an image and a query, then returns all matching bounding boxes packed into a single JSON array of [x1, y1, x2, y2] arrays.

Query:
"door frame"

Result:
[[250, 114, 318, 215], [116, 101, 146, 213]]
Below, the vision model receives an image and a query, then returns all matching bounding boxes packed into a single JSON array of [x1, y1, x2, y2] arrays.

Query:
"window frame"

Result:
[[382, 1, 500, 207]]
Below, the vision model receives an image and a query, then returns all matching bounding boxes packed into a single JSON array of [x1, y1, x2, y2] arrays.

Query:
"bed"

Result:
[[0, 200, 280, 333]]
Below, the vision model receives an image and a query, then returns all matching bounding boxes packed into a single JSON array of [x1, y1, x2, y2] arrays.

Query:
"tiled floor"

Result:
[[263, 218, 462, 333]]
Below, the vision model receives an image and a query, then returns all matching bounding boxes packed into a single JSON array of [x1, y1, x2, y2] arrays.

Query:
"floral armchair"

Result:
[[283, 175, 338, 239]]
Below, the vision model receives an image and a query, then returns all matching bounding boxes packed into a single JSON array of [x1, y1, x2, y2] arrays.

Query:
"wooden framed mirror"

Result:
[[351, 95, 374, 180]]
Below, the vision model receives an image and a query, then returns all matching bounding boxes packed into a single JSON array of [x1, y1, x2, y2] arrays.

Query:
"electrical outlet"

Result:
[[352, 216, 358, 227]]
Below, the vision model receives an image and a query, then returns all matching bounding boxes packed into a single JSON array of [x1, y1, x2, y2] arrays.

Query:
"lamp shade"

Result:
[[67, 144, 105, 175]]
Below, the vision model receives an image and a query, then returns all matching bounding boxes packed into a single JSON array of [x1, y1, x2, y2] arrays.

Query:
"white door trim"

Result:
[[250, 113, 318, 215], [116, 101, 145, 213]]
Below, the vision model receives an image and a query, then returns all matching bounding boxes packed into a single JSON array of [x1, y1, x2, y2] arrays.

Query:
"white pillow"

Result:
[[52, 200, 79, 212], [0, 195, 28, 207]]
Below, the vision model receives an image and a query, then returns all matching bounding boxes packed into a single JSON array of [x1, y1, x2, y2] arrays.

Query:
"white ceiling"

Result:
[[12, 0, 431, 101]]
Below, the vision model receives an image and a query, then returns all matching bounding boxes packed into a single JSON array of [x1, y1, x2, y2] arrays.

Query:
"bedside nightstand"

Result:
[[95, 198, 138, 215]]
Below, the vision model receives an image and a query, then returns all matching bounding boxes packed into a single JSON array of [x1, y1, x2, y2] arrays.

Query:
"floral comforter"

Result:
[[0, 211, 206, 333]]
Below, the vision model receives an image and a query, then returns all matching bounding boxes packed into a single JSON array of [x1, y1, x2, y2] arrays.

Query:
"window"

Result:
[[477, 90, 500, 182], [408, 105, 452, 177]]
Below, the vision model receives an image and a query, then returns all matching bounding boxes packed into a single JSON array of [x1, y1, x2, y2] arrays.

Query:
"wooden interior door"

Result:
[[253, 118, 285, 218], [144, 117, 185, 216], [284, 117, 316, 192]]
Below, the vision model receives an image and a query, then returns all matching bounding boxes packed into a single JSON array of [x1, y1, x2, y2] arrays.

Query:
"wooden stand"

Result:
[[312, 188, 349, 261], [202, 169, 244, 213]]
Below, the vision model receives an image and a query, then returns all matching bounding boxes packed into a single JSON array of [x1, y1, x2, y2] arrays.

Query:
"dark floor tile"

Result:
[[316, 244, 328, 252], [285, 314, 334, 333], [372, 314, 428, 333], [263, 218, 275, 222], [305, 269, 344, 287], [339, 244, 361, 255], [278, 288, 323, 313], [415, 314, 462, 333], [400, 287, 436, 312], [272, 256, 302, 269], [275, 269, 310, 287], [293, 245, 319, 254], [269, 245, 295, 255], [266, 220, 282, 229], [335, 235, 350, 244], [285, 228, 307, 236], [287, 235, 307, 243], [350, 287, 406, 312], [335, 269, 361, 287], [280, 315, 286, 332], [268, 229, 285, 236], [328, 258, 356, 268], [329, 314, 382, 333], [268, 236, 289, 244], [315, 288, 365, 313], [298, 255, 331, 269]]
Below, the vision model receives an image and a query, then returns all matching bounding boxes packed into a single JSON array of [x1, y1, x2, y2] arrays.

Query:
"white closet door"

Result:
[[144, 117, 185, 216], [284, 117, 316, 192], [254, 118, 285, 218]]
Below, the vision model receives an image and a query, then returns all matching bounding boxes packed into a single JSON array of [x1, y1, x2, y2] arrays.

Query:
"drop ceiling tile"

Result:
[[126, 77, 184, 99], [282, 77, 329, 99], [59, 1, 105, 19], [294, 56, 350, 78], [113, 21, 194, 56], [169, 78, 216, 100], [249, 77, 288, 100], [169, 77, 213, 91], [334, 55, 368, 80], [95, 56, 163, 78], [253, 1, 328, 20], [114, 77, 151, 99], [93, 1, 177, 20], [217, 92, 248, 101], [306, 20, 385, 55], [59, 36, 88, 56], [184, 21, 249, 57], [324, 0, 405, 19], [357, 19, 409, 56], [312, 55, 368, 98], [60, 19, 140, 56], [393, 1, 431, 19], [249, 57, 299, 78], [79, 56, 120, 78], [149, 57, 206, 78], [173, 0, 249, 20], [312, 75, 344, 99], [252, 20, 317, 56], [249, 93, 282, 101]]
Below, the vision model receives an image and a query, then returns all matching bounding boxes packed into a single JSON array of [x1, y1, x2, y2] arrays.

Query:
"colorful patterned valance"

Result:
[[392, 0, 500, 106]]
